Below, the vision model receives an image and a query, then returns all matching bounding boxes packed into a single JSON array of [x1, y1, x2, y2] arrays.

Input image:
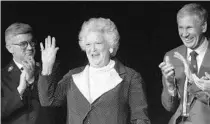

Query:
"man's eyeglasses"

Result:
[[12, 41, 37, 49]]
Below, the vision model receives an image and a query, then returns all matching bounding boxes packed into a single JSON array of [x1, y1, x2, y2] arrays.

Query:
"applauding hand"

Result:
[[159, 56, 176, 90], [22, 56, 35, 83]]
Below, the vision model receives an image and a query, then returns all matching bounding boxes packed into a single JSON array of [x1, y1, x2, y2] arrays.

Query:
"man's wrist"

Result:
[[166, 77, 176, 87], [165, 79, 177, 96]]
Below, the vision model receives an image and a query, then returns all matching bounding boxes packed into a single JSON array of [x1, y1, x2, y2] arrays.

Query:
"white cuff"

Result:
[[168, 88, 176, 96], [27, 77, 35, 85]]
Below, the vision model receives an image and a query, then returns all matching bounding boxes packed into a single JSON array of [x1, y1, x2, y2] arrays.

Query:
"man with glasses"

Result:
[[12, 39, 36, 50], [1, 22, 58, 124]]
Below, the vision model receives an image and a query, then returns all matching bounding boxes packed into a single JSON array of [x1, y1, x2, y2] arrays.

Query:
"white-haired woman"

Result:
[[38, 17, 151, 124]]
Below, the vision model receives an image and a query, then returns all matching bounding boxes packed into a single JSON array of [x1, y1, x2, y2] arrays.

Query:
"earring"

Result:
[[109, 48, 113, 53]]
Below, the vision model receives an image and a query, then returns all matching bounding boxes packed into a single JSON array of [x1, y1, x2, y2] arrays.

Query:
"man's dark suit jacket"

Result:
[[161, 41, 210, 124], [38, 60, 151, 124], [1, 60, 57, 124]]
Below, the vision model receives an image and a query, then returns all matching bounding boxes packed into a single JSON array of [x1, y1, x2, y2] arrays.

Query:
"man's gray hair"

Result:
[[5, 22, 33, 45], [177, 3, 208, 25]]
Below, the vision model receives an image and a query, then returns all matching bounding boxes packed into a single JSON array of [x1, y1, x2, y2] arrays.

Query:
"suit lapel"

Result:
[[71, 80, 91, 120], [198, 41, 210, 77], [114, 59, 126, 80], [68, 66, 91, 120], [7, 60, 22, 89], [30, 63, 41, 100]]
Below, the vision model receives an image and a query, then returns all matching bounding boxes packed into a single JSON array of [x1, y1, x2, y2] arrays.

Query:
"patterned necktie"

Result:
[[189, 51, 198, 74]]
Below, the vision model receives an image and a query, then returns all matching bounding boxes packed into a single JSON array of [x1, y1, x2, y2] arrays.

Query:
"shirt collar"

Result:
[[187, 37, 208, 58], [89, 59, 115, 72], [13, 58, 23, 70]]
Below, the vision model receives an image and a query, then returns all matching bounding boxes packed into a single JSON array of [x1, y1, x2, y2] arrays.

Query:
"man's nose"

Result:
[[182, 29, 189, 37], [26, 42, 33, 49]]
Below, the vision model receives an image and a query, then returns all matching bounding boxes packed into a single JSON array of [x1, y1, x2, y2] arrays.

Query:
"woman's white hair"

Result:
[[78, 17, 120, 57]]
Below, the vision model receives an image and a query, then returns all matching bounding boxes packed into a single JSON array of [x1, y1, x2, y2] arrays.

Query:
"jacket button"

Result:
[[30, 116, 34, 120]]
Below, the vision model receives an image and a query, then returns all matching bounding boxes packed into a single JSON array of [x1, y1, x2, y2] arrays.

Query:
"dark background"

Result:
[[2, 1, 210, 124]]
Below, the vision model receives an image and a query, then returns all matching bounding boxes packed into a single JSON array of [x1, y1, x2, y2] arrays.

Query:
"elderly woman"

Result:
[[38, 17, 150, 124]]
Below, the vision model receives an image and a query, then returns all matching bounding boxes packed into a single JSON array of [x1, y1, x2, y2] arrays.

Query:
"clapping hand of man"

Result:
[[159, 56, 176, 90], [40, 36, 59, 75], [197, 72, 210, 91], [22, 56, 35, 84], [17, 56, 35, 96]]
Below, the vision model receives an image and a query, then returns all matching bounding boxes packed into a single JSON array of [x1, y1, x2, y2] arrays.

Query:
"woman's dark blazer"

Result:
[[38, 60, 151, 124]]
